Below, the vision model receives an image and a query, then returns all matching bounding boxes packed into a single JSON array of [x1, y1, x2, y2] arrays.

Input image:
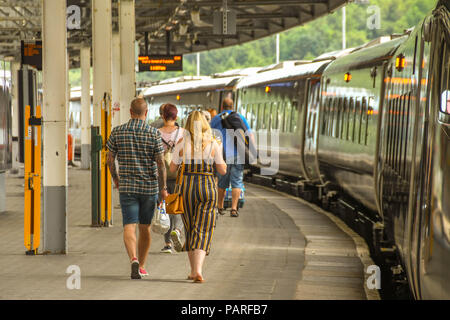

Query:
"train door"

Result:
[[302, 79, 321, 181], [416, 9, 450, 299]]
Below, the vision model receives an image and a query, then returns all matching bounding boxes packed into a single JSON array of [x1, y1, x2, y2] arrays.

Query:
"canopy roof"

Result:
[[0, 0, 350, 67]]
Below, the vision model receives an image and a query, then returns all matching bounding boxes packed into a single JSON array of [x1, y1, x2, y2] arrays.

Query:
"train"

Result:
[[140, 1, 450, 299]]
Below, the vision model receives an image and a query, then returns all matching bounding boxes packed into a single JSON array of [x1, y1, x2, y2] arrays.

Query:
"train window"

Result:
[[346, 98, 353, 141], [328, 98, 334, 136], [292, 101, 299, 133], [440, 44, 450, 114], [360, 98, 368, 145], [338, 98, 345, 139], [271, 102, 279, 130], [353, 99, 361, 143], [263, 102, 269, 130], [255, 103, 261, 130], [393, 97, 401, 170], [320, 98, 329, 135], [332, 98, 340, 138], [341, 98, 347, 140], [285, 101, 292, 132], [327, 98, 333, 136], [278, 102, 285, 133], [249, 103, 258, 129], [403, 93, 411, 179], [349, 98, 356, 142]]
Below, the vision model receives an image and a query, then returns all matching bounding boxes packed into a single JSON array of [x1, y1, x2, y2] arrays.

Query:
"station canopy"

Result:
[[0, 0, 349, 67]]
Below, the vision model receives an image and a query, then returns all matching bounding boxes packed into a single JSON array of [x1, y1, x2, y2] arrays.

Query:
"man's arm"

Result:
[[155, 153, 168, 200], [107, 151, 119, 189]]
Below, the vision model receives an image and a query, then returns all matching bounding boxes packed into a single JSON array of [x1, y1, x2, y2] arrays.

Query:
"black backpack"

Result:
[[220, 112, 257, 164]]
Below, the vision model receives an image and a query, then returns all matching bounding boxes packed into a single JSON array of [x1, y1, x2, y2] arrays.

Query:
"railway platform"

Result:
[[0, 167, 379, 300]]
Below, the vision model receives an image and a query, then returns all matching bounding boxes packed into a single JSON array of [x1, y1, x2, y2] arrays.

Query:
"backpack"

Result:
[[220, 112, 257, 164], [161, 127, 181, 180]]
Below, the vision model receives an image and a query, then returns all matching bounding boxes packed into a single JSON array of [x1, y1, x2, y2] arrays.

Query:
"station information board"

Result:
[[21, 41, 42, 71], [138, 55, 183, 72]]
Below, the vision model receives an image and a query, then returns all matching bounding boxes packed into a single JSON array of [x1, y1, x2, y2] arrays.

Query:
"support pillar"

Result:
[[11, 61, 20, 173], [80, 46, 91, 169], [92, 0, 112, 128], [112, 32, 121, 128], [119, 0, 136, 124], [42, 0, 67, 254], [92, 0, 113, 227]]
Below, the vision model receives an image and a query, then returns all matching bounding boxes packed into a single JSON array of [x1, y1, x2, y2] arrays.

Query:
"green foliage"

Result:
[[69, 0, 437, 87]]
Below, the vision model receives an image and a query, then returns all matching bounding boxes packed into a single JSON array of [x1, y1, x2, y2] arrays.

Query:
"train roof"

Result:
[[235, 60, 331, 89], [323, 35, 409, 74], [142, 75, 243, 97], [211, 67, 261, 78]]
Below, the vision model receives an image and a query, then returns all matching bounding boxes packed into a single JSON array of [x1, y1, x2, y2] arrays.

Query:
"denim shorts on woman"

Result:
[[217, 163, 245, 189], [119, 193, 158, 226]]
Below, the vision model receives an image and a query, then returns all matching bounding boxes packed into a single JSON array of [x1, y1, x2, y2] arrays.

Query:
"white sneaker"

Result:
[[171, 229, 183, 252]]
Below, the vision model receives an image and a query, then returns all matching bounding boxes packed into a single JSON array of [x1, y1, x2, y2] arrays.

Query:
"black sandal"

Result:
[[230, 209, 239, 217], [218, 208, 226, 215]]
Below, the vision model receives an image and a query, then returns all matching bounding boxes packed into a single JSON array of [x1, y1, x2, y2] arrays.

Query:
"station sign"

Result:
[[138, 55, 183, 72], [21, 40, 42, 71]]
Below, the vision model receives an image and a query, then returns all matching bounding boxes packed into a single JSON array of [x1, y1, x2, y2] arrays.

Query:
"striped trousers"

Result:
[[180, 168, 218, 255]]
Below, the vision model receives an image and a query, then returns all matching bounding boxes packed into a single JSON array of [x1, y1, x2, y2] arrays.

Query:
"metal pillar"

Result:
[[42, 0, 67, 254], [11, 61, 20, 173], [112, 32, 121, 128], [80, 46, 91, 169], [92, 0, 112, 128], [92, 0, 112, 227], [119, 0, 136, 124]]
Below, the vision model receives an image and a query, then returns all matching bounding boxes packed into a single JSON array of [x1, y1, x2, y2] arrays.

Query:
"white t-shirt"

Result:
[[159, 127, 184, 152], [171, 139, 225, 166]]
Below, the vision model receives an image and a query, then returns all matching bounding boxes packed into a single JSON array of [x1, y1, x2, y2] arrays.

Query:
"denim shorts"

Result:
[[119, 193, 158, 226], [217, 163, 244, 189]]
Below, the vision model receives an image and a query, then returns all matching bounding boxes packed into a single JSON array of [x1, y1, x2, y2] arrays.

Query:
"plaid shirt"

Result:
[[106, 119, 164, 195]]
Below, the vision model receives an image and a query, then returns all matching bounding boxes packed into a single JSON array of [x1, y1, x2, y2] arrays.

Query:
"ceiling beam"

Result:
[[134, 0, 329, 9]]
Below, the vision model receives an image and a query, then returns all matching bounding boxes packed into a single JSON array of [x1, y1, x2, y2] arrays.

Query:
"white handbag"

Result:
[[151, 201, 171, 234]]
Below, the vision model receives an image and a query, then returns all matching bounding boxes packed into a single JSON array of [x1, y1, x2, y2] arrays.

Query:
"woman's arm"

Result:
[[213, 141, 227, 175], [216, 163, 227, 176]]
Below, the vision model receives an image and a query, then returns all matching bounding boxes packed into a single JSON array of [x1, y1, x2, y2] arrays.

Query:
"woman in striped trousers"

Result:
[[170, 111, 227, 283]]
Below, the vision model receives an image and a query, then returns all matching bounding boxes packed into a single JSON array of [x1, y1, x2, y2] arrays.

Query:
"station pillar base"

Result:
[[81, 144, 91, 170]]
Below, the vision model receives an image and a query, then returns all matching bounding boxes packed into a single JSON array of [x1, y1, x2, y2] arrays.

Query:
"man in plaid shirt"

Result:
[[106, 98, 168, 279]]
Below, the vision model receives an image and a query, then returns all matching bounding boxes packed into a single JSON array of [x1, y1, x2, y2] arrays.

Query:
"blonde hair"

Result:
[[184, 110, 212, 155]]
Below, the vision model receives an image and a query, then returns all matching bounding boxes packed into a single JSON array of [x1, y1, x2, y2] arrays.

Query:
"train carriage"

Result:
[[235, 60, 332, 178], [142, 68, 259, 126]]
